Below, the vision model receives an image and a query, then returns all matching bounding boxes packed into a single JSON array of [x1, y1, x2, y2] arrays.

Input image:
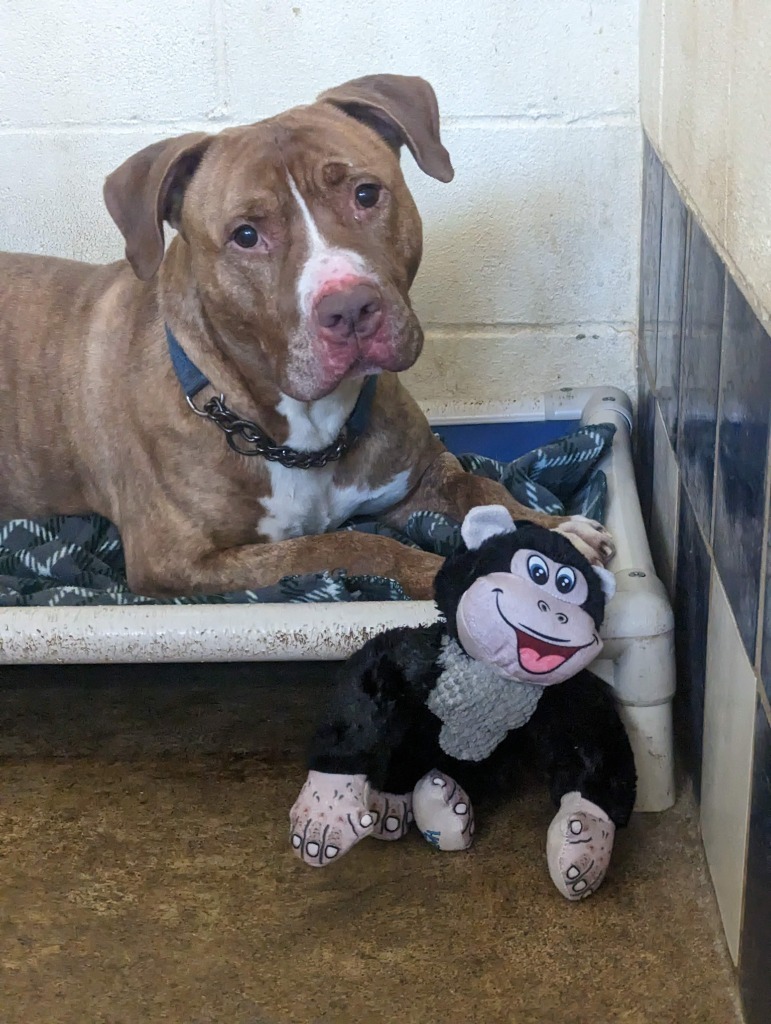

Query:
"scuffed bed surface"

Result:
[[0, 424, 614, 607]]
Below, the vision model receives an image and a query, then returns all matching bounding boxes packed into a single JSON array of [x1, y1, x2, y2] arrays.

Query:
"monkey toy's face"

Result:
[[455, 547, 604, 685]]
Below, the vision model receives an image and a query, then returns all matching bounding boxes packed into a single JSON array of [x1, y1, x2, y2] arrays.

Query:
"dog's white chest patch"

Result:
[[258, 464, 411, 542], [256, 386, 411, 542]]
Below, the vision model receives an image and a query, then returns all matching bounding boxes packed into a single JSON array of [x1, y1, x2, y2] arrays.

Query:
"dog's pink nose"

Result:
[[314, 283, 383, 342]]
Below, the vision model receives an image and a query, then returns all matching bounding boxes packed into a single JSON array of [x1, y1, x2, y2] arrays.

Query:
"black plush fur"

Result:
[[307, 526, 637, 827]]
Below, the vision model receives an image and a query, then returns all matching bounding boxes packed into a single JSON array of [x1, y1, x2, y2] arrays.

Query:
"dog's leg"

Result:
[[383, 451, 614, 565], [124, 530, 445, 600]]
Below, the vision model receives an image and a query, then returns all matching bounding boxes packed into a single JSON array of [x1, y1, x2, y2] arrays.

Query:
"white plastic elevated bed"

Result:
[[0, 385, 675, 813]]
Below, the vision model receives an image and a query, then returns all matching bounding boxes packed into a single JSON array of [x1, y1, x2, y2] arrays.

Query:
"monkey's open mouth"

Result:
[[494, 592, 597, 675], [513, 627, 593, 675]]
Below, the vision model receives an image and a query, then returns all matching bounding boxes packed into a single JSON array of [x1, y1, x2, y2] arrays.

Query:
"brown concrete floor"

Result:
[[0, 663, 743, 1024]]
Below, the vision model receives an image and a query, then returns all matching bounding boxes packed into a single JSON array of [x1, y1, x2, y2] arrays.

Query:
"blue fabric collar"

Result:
[[165, 324, 210, 399], [164, 323, 378, 455]]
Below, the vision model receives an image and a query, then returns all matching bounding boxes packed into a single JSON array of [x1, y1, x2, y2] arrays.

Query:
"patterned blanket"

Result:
[[0, 424, 615, 607]]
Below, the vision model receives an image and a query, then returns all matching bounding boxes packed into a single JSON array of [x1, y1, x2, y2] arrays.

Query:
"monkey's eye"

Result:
[[527, 555, 549, 586], [555, 566, 577, 594]]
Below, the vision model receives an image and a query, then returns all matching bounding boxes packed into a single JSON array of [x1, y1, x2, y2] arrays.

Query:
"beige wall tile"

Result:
[[640, 0, 664, 146], [726, 1, 771, 327], [701, 567, 758, 963], [660, 0, 732, 248]]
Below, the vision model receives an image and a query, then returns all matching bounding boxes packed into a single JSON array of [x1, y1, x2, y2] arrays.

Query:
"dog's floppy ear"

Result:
[[318, 74, 454, 183], [103, 132, 212, 281]]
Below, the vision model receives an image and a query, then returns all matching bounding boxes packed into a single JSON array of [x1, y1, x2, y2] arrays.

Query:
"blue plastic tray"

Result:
[[435, 419, 581, 463]]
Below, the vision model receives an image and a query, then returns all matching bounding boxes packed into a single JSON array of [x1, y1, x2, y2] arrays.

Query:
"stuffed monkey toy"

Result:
[[289, 506, 637, 900]]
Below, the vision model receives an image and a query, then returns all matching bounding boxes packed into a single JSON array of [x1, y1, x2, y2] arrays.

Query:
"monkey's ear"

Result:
[[461, 505, 516, 551], [592, 566, 616, 601]]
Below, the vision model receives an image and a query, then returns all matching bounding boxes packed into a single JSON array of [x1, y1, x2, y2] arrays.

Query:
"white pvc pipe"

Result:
[[581, 387, 656, 576], [0, 600, 440, 665], [618, 701, 676, 813]]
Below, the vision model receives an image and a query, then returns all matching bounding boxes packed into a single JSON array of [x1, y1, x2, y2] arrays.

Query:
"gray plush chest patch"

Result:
[[426, 637, 544, 762]]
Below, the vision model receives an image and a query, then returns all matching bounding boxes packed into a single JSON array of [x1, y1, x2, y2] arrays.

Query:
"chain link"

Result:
[[187, 394, 353, 469]]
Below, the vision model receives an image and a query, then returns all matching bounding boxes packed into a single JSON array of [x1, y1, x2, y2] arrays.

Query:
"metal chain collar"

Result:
[[187, 394, 354, 469]]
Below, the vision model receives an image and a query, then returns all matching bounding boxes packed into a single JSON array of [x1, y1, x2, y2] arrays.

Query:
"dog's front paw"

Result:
[[554, 516, 614, 566], [289, 771, 375, 867]]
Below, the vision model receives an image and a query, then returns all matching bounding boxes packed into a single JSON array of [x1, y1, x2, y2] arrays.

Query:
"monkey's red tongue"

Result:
[[515, 629, 580, 675]]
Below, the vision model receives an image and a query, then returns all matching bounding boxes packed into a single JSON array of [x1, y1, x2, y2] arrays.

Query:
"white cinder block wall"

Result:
[[0, 0, 640, 411]]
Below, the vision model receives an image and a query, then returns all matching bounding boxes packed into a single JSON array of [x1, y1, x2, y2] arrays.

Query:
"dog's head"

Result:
[[103, 75, 453, 401]]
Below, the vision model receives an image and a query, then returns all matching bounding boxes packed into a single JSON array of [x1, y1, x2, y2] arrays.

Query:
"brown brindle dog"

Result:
[[0, 75, 612, 600]]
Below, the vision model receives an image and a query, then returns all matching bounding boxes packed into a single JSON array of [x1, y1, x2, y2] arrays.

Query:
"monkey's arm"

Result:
[[307, 623, 444, 784], [289, 624, 444, 867]]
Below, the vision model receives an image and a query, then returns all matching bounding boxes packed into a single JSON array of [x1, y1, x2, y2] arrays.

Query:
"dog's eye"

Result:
[[232, 225, 259, 248], [527, 555, 549, 586], [555, 567, 577, 594], [355, 183, 381, 209]]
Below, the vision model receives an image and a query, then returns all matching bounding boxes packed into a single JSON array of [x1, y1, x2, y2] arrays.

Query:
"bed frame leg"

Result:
[[617, 700, 676, 812]]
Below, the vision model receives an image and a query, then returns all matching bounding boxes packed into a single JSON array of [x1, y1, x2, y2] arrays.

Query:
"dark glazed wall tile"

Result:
[[636, 359, 655, 529], [655, 173, 688, 447], [677, 217, 725, 537], [674, 483, 711, 798], [640, 137, 663, 378], [764, 538, 771, 703], [739, 700, 771, 1024], [713, 278, 771, 661]]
